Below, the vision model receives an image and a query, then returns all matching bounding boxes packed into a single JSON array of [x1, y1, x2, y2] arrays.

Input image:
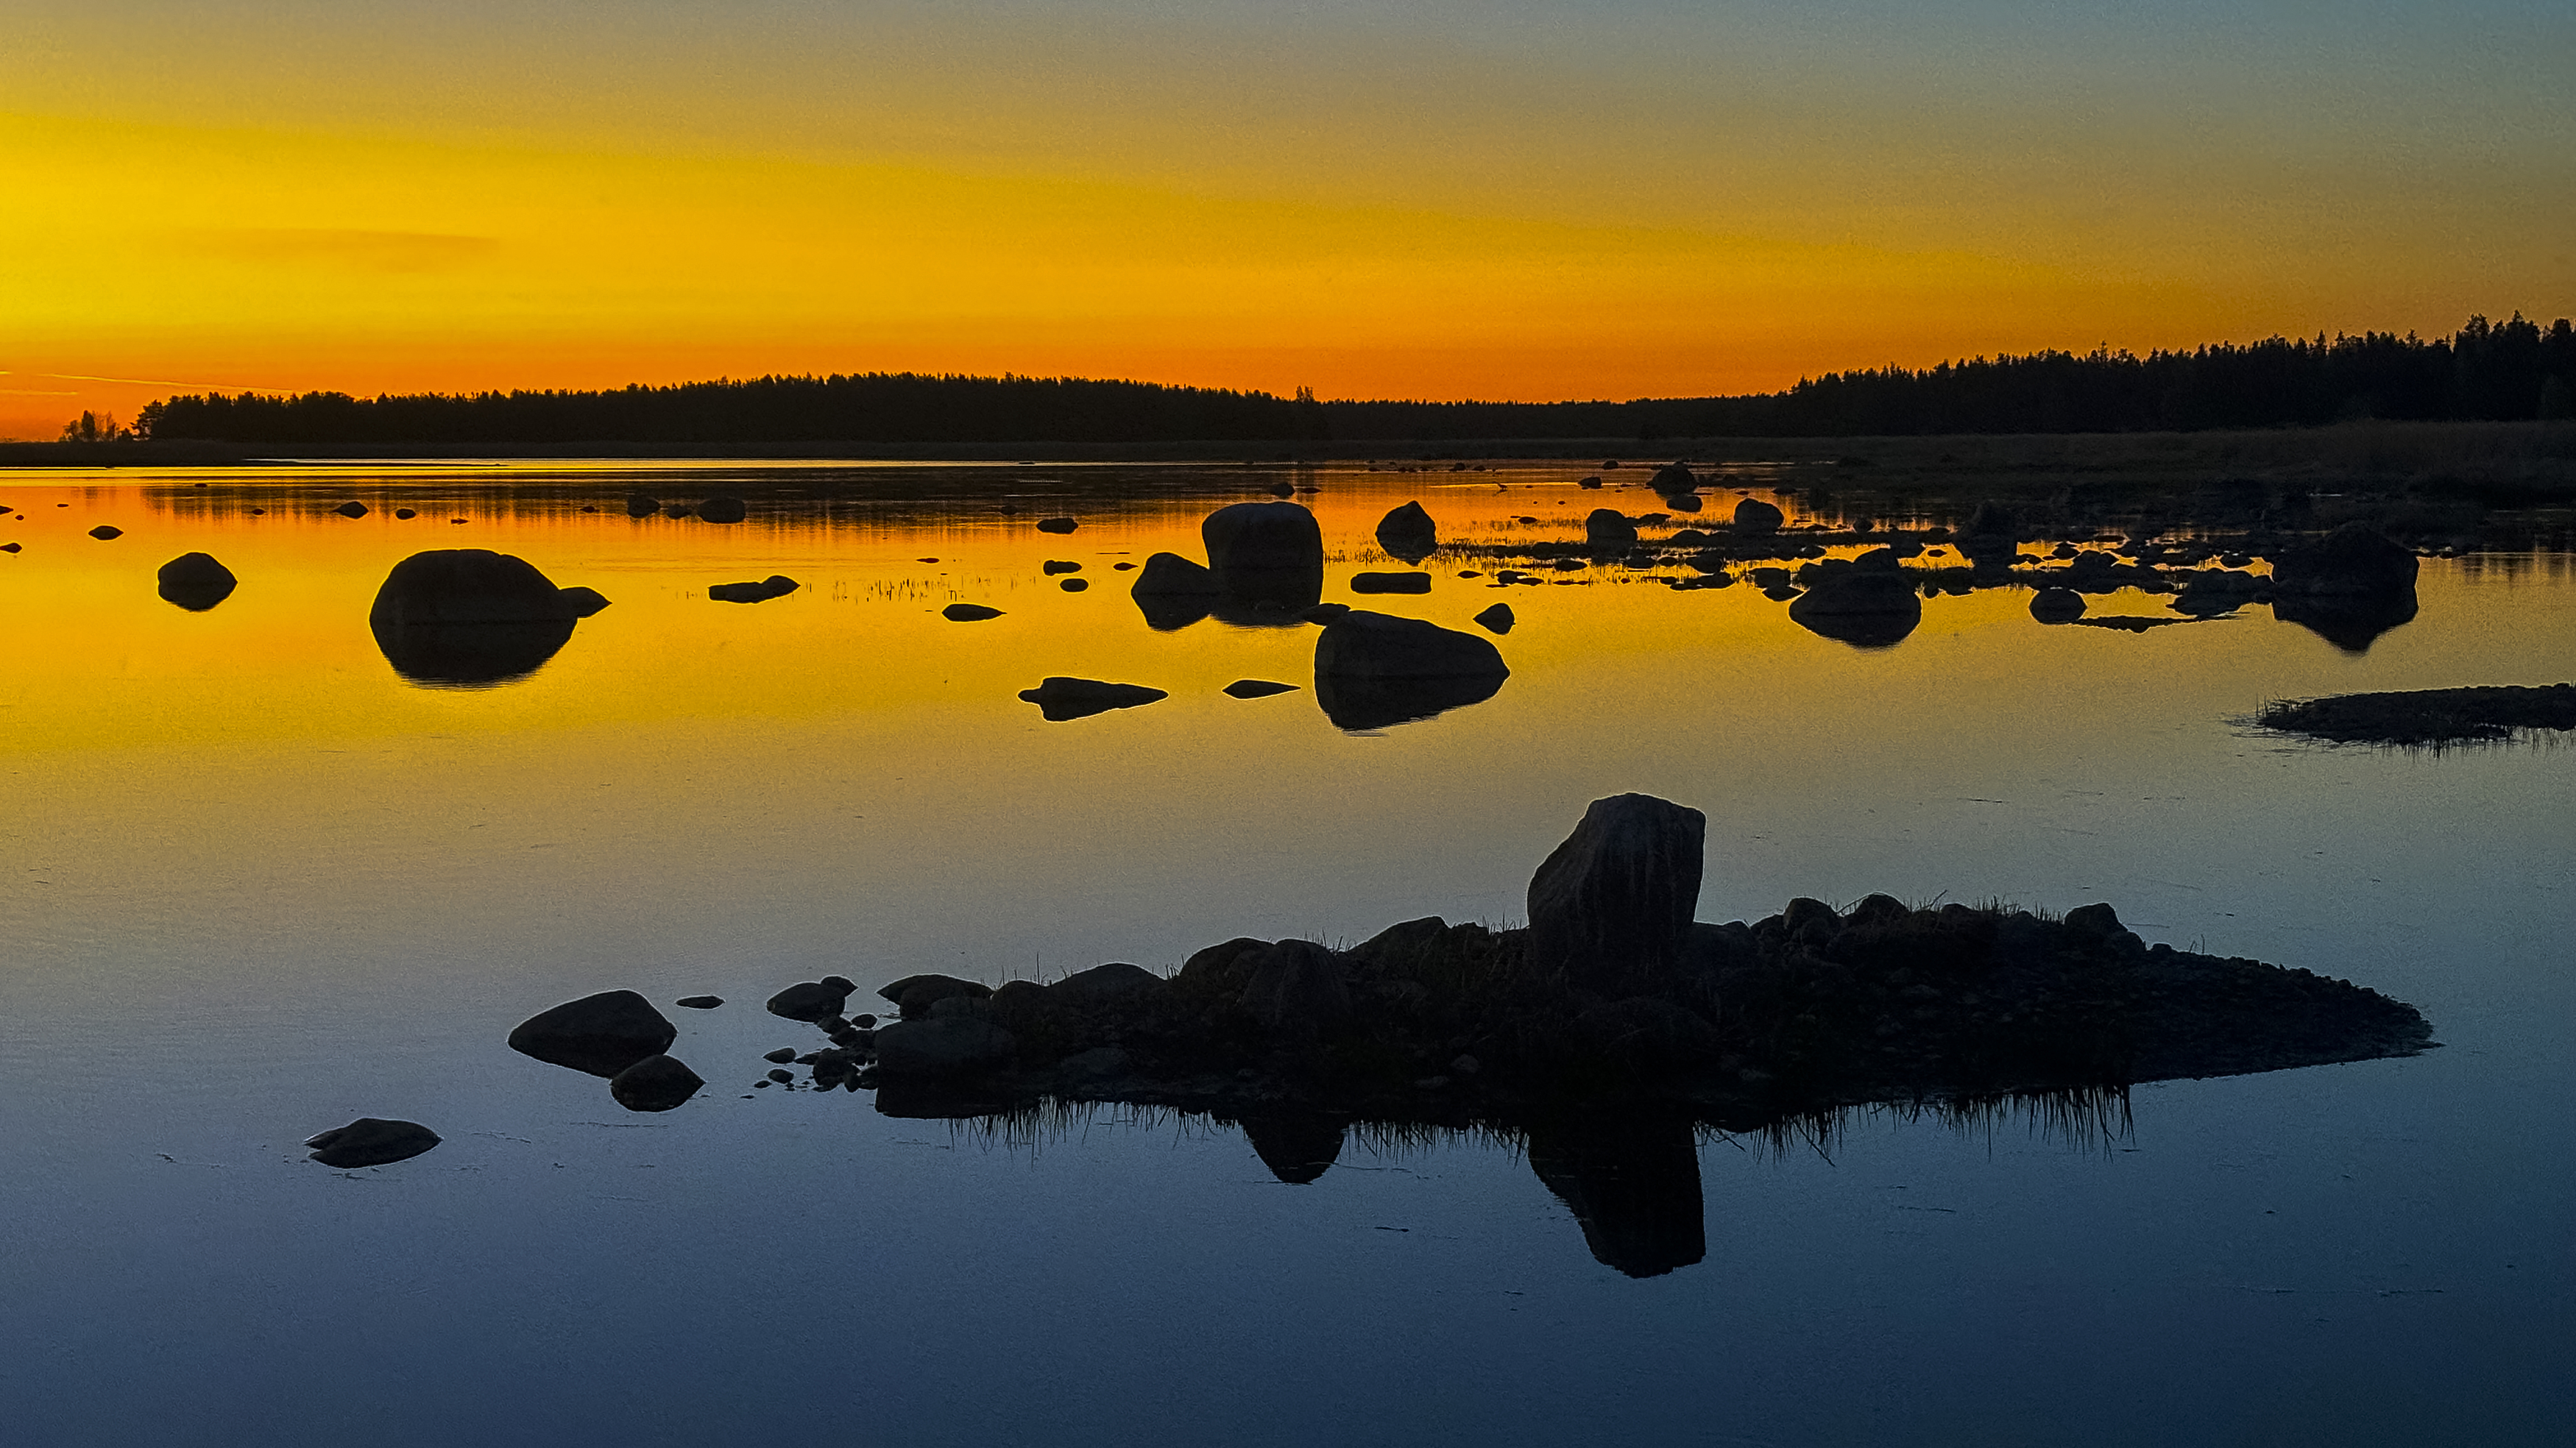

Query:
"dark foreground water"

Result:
[[1, 462, 2570, 1445]]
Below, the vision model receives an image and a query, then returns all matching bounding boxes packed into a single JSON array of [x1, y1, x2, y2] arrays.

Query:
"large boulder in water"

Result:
[[2271, 523, 2418, 597], [1585, 509, 1638, 548], [1312, 610, 1510, 729], [507, 990, 677, 1077], [1204, 501, 1323, 575], [157, 552, 237, 611], [1650, 462, 1698, 494], [1787, 570, 1923, 647], [1130, 551, 1220, 631], [1526, 794, 1706, 992], [1733, 498, 1784, 535], [1374, 501, 1438, 562], [370, 550, 581, 626], [306, 1118, 442, 1168]]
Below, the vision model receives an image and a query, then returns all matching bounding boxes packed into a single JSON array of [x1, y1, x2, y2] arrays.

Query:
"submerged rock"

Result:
[[306, 1118, 442, 1168], [609, 1054, 705, 1112], [88, 525, 124, 540], [157, 552, 237, 611], [1526, 794, 1707, 993], [509, 990, 679, 1077], [1036, 517, 1079, 534], [333, 501, 369, 519], [1017, 677, 1169, 721]]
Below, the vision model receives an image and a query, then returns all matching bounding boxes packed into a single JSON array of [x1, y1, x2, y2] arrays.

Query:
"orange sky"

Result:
[[4, 1, 2571, 438]]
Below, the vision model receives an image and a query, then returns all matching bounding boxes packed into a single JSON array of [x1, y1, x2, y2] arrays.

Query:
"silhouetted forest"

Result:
[[135, 313, 2576, 446]]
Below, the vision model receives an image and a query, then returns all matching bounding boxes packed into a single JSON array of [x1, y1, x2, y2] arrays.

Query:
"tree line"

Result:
[[132, 313, 2576, 445]]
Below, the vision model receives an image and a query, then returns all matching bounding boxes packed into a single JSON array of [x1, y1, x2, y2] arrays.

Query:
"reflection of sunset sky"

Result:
[[3, 0, 2570, 433]]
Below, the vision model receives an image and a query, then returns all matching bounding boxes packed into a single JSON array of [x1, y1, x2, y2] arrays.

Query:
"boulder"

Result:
[[305, 1118, 441, 1168], [1017, 677, 1168, 721], [507, 990, 677, 1076], [1313, 610, 1510, 729], [1042, 560, 1082, 575], [709, 575, 799, 603], [2271, 523, 2418, 597], [1347, 916, 1449, 970], [2030, 587, 2087, 623], [1650, 462, 1698, 494], [1175, 937, 1273, 996], [1349, 571, 1432, 594], [1585, 509, 1638, 548], [1375, 501, 1438, 561], [765, 979, 854, 1022], [877, 973, 992, 1019], [333, 500, 368, 519], [1733, 499, 1784, 535], [609, 1054, 706, 1112], [88, 525, 124, 540], [1577, 476, 1604, 489], [1238, 940, 1352, 1037], [1133, 551, 1218, 596], [1787, 572, 1924, 647], [1473, 603, 1515, 635], [157, 552, 238, 611], [872, 1017, 1017, 1076], [1203, 502, 1322, 575], [1036, 517, 1079, 534], [1526, 794, 1707, 991], [1049, 961, 1165, 1006], [942, 603, 1004, 621], [1662, 492, 1702, 512], [1222, 678, 1298, 698], [625, 495, 659, 518], [370, 550, 581, 627], [697, 496, 749, 524]]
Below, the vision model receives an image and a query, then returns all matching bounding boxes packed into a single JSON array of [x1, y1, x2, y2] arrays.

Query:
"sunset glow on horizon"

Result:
[[5, 0, 2571, 439]]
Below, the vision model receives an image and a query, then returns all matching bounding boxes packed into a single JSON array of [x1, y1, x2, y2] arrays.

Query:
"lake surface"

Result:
[[2, 461, 2569, 1446]]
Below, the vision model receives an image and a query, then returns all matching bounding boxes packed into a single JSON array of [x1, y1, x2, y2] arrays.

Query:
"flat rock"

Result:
[[1018, 676, 1168, 721], [1223, 678, 1299, 698], [508, 990, 678, 1076], [942, 603, 1004, 621], [1350, 571, 1432, 594], [709, 575, 799, 603], [674, 995, 723, 1009], [306, 1118, 441, 1168]]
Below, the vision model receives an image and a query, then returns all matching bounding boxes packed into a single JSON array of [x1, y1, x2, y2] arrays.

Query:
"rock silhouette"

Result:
[[89, 525, 122, 540], [609, 1054, 706, 1112], [1526, 793, 1706, 994], [942, 603, 1004, 621], [556, 586, 611, 617], [2030, 587, 2087, 623], [157, 552, 237, 611], [710, 575, 799, 603], [1733, 498, 1784, 535], [1473, 603, 1515, 634], [1203, 501, 1325, 620], [1350, 571, 1432, 594], [1239, 1112, 1349, 1185], [768, 977, 858, 1022], [676, 995, 723, 1009], [698, 496, 749, 523], [1312, 609, 1510, 729], [1787, 570, 1923, 647], [1018, 677, 1169, 721], [306, 1118, 441, 1168], [1585, 509, 1638, 548], [2272, 522, 2418, 597], [1036, 517, 1079, 534], [1223, 679, 1299, 698], [508, 990, 679, 1076], [1130, 550, 1220, 631], [1650, 462, 1698, 494], [626, 494, 659, 518], [333, 501, 368, 519], [368, 550, 594, 687], [1525, 1112, 1705, 1277], [1375, 501, 1438, 562]]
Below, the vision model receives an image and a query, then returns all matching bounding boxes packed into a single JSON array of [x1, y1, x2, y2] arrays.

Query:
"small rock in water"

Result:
[[2029, 588, 2087, 624], [1036, 517, 1079, 533], [1061, 577, 1089, 592], [877, 973, 992, 1019], [763, 1047, 798, 1063], [89, 525, 123, 540], [698, 496, 749, 524], [626, 495, 660, 518], [943, 603, 1004, 621], [1017, 676, 1167, 721], [610, 1054, 705, 1112], [1042, 560, 1083, 575], [675, 995, 723, 1009], [1224, 679, 1299, 699], [767, 979, 854, 1023], [306, 1118, 441, 1168], [709, 575, 799, 603], [333, 501, 369, 519], [1350, 571, 1432, 594], [1113, 561, 1136, 571], [394, 508, 418, 520], [766, 1068, 795, 1085], [1473, 603, 1515, 635]]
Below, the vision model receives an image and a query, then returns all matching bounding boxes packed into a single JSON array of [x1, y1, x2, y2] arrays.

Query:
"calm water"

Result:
[[1, 462, 2570, 1446]]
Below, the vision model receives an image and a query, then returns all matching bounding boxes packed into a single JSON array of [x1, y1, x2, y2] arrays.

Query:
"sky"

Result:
[[3, 0, 2572, 436]]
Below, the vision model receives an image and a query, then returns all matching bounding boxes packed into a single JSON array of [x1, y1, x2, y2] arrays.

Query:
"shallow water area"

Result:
[[2, 461, 2571, 1445]]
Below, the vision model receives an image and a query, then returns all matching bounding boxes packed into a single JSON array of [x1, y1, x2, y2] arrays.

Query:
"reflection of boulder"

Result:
[[1312, 610, 1510, 729], [1526, 793, 1705, 993], [372, 618, 576, 687], [1524, 1113, 1705, 1278], [508, 990, 678, 1077], [1017, 677, 1169, 721], [1239, 1112, 1348, 1185], [2272, 592, 2419, 653], [1787, 572, 1922, 648], [157, 552, 237, 611], [1375, 501, 1437, 562]]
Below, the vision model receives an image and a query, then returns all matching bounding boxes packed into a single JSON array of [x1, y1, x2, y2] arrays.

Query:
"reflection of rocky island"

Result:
[[510, 793, 2430, 1274], [367, 549, 608, 687]]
